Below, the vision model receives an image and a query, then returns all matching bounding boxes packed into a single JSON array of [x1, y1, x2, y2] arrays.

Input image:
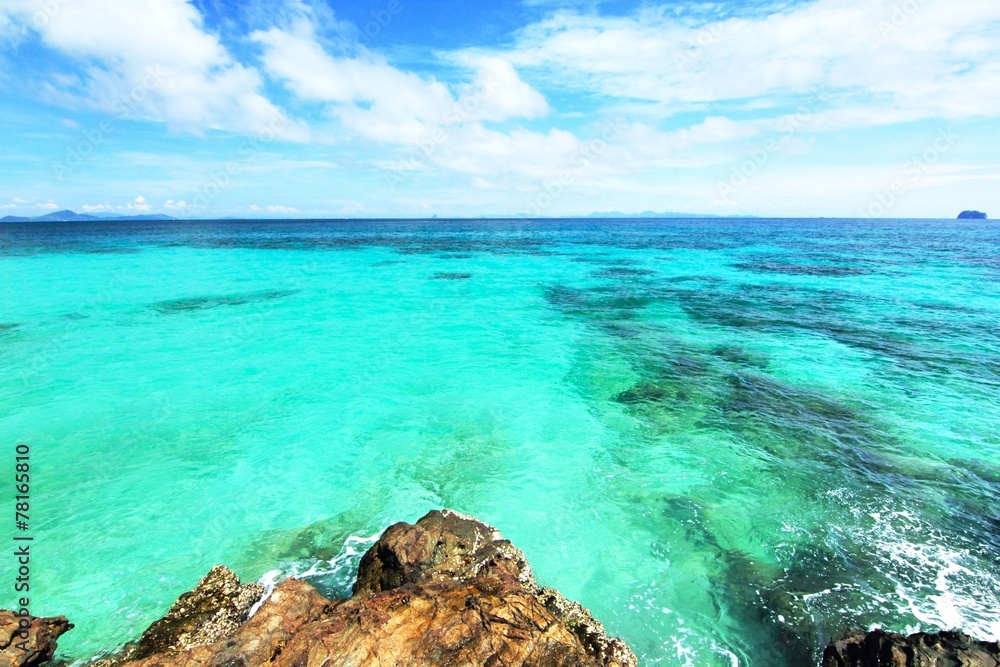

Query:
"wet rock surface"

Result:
[[823, 628, 1000, 667], [0, 612, 72, 667], [90, 510, 637, 667]]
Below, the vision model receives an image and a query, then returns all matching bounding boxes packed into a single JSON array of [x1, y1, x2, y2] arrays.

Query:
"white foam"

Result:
[[812, 491, 1000, 641], [668, 626, 740, 667], [249, 533, 380, 618]]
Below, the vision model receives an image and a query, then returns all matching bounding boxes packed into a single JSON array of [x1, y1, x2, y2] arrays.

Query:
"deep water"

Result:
[[1, 218, 998, 666]]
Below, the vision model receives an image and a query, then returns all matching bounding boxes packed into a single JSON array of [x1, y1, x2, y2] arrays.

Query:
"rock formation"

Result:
[[7, 510, 1000, 667], [99, 565, 264, 665], [96, 509, 636, 667], [957, 210, 988, 219], [823, 628, 1000, 667], [0, 612, 72, 667]]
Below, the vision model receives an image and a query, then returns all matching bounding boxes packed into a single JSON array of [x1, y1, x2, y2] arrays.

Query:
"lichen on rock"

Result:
[[97, 565, 264, 666]]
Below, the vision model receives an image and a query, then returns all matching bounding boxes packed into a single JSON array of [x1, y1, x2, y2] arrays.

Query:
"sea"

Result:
[[1, 217, 998, 666]]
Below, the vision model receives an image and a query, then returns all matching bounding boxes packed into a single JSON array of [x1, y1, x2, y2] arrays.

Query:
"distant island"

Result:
[[1, 209, 176, 223], [957, 210, 987, 219]]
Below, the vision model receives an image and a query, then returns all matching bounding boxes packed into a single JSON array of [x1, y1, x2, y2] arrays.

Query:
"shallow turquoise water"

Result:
[[1, 218, 998, 666]]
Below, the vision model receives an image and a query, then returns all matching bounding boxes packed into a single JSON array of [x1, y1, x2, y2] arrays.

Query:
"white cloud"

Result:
[[248, 204, 299, 213], [80, 203, 114, 212], [252, 16, 549, 146], [81, 196, 152, 212], [1, 197, 59, 210], [251, 11, 753, 185], [0, 0, 305, 138], [500, 0, 1000, 125], [125, 195, 152, 211], [453, 56, 550, 123]]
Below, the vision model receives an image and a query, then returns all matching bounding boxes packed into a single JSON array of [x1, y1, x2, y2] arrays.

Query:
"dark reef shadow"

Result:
[[152, 289, 299, 314], [430, 272, 473, 280]]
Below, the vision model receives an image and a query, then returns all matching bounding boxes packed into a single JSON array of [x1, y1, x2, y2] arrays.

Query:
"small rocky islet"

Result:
[[3, 510, 998, 667]]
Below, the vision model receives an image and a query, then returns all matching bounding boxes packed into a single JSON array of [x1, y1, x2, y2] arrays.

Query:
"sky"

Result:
[[0, 0, 998, 219]]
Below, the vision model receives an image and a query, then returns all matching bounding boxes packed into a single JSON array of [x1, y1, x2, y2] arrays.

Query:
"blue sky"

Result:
[[1, 0, 998, 218]]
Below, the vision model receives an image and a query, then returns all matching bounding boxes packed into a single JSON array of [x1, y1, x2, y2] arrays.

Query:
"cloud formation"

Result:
[[252, 16, 549, 146], [1, 0, 303, 137], [0, 0, 997, 216], [500, 0, 1000, 126]]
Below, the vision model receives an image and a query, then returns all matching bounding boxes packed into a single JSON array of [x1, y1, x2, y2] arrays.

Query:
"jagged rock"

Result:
[[352, 508, 533, 593], [823, 628, 1000, 667], [0, 612, 72, 667], [118, 578, 332, 667], [348, 509, 637, 667], [100, 565, 263, 666], [104, 509, 637, 667]]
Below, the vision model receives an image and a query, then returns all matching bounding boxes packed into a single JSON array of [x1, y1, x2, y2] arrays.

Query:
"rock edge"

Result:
[[823, 628, 1000, 667]]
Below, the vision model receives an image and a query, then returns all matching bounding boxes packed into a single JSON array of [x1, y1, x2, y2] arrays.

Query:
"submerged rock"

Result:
[[152, 290, 298, 314], [615, 382, 670, 404], [89, 510, 637, 667], [430, 272, 473, 280], [823, 628, 1000, 666], [0, 612, 72, 667]]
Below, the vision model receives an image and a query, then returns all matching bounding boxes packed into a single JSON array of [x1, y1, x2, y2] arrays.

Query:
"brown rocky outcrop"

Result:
[[99, 509, 637, 667], [101, 564, 265, 665], [0, 612, 72, 667], [823, 628, 1000, 667]]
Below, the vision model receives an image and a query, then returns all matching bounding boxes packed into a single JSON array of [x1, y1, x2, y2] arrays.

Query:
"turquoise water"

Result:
[[1, 218, 998, 666]]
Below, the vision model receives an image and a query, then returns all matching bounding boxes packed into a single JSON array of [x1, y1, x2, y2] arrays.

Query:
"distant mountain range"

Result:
[[1, 209, 176, 223], [584, 211, 734, 219]]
